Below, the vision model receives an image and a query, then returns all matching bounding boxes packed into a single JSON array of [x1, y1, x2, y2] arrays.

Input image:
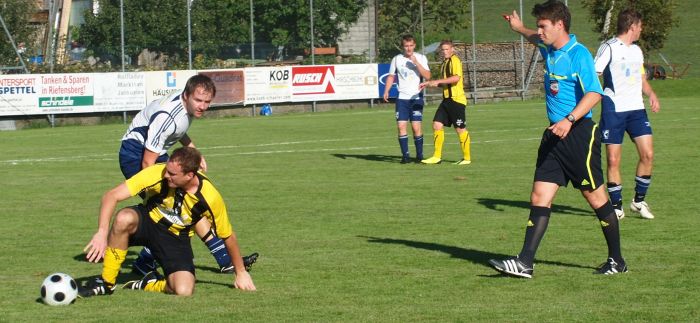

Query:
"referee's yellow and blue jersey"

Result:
[[125, 164, 233, 239], [538, 34, 603, 123], [440, 54, 467, 105]]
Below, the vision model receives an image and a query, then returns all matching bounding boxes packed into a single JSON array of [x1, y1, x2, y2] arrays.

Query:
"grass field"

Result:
[[1, 79, 699, 322]]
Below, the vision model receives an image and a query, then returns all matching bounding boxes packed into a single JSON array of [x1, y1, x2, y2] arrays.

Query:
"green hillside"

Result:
[[423, 0, 697, 78]]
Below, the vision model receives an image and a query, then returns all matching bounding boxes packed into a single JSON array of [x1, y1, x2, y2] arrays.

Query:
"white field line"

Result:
[[1, 136, 540, 164]]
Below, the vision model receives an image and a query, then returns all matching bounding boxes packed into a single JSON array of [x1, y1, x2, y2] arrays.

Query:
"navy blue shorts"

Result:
[[599, 96, 652, 144], [119, 139, 169, 179], [395, 98, 424, 122]]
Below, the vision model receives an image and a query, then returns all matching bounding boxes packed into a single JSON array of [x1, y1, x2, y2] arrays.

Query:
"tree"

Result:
[[376, 0, 470, 61], [77, 0, 367, 67], [582, 0, 679, 53], [0, 0, 39, 67], [251, 0, 367, 59], [79, 0, 191, 65]]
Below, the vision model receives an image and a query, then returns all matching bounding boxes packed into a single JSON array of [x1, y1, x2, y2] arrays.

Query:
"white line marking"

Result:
[[1, 137, 540, 164]]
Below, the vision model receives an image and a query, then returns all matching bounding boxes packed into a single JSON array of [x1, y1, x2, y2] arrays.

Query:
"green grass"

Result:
[[1, 83, 699, 321]]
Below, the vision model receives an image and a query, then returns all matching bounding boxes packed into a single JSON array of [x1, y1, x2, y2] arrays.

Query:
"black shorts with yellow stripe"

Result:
[[127, 204, 195, 276], [534, 118, 604, 190]]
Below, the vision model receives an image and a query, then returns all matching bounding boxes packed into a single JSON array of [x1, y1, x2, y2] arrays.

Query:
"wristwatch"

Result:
[[566, 114, 575, 123]]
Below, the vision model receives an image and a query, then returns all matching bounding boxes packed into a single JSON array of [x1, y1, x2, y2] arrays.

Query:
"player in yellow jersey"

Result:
[[420, 40, 472, 165], [79, 147, 256, 297]]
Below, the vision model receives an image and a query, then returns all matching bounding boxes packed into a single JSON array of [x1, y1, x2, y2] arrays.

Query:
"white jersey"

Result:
[[594, 38, 645, 112], [388, 52, 429, 100], [121, 91, 192, 155]]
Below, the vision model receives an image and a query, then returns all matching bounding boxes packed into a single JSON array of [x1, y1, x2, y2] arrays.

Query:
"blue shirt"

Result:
[[538, 34, 603, 123]]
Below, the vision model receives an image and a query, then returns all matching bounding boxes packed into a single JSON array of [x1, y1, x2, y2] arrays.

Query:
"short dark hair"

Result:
[[439, 39, 453, 47], [532, 0, 571, 33], [401, 34, 416, 44], [617, 9, 642, 35], [184, 74, 216, 98], [169, 147, 201, 175]]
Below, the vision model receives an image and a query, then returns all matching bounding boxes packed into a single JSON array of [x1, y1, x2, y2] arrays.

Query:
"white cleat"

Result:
[[614, 208, 625, 220], [630, 201, 654, 219]]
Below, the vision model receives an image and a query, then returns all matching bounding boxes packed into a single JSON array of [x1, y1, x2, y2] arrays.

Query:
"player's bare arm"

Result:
[[505, 10, 540, 45], [383, 74, 395, 102], [141, 148, 160, 170], [642, 77, 660, 112], [83, 183, 132, 263], [420, 75, 460, 89], [411, 55, 432, 80], [223, 234, 256, 291], [548, 92, 601, 139]]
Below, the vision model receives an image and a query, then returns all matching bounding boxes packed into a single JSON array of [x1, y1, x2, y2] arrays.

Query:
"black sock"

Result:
[[595, 202, 624, 263], [518, 206, 551, 267]]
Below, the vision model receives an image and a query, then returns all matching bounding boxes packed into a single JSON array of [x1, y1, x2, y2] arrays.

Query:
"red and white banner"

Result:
[[291, 65, 336, 101]]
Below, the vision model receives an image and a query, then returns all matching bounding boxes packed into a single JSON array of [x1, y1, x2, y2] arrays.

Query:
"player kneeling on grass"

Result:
[[80, 147, 256, 297]]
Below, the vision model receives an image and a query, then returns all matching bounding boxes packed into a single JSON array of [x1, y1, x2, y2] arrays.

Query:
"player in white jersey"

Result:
[[594, 9, 660, 220], [119, 74, 258, 276], [383, 34, 431, 163]]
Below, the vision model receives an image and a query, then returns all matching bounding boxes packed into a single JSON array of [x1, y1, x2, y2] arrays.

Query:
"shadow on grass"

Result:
[[360, 236, 595, 271], [476, 197, 591, 216], [332, 153, 404, 164]]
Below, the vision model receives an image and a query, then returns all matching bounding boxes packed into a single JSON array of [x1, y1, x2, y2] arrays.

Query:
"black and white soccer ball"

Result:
[[40, 273, 78, 306]]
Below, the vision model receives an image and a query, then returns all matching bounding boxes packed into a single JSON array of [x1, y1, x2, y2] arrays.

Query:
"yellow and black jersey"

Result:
[[441, 54, 467, 106], [125, 164, 233, 238]]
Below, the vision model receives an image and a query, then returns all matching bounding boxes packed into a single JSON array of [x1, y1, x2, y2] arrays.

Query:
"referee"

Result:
[[489, 0, 627, 278]]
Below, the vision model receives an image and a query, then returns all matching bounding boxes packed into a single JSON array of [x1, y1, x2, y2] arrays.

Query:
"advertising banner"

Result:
[[144, 70, 197, 104], [291, 65, 336, 101], [244, 66, 292, 105], [37, 73, 95, 114], [92, 72, 146, 112], [333, 64, 378, 100], [199, 69, 245, 106], [377, 63, 399, 99], [0, 74, 40, 116]]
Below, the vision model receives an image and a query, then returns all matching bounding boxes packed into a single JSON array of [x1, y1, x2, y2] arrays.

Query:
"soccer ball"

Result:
[[40, 273, 78, 306]]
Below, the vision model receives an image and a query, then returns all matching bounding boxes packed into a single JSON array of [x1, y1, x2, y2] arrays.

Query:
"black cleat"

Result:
[[488, 256, 534, 278], [595, 257, 628, 275], [220, 252, 260, 273], [123, 271, 160, 290], [78, 277, 114, 298]]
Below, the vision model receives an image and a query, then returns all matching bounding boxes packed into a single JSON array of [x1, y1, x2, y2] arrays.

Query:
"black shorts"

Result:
[[534, 118, 604, 190], [127, 205, 195, 276], [433, 98, 467, 128]]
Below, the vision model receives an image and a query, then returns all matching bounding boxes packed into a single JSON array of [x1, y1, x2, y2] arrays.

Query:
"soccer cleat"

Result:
[[595, 257, 628, 275], [421, 156, 442, 164], [415, 155, 424, 164], [488, 256, 533, 278], [220, 252, 259, 274], [78, 277, 114, 298], [400, 156, 411, 164], [614, 207, 625, 220], [123, 271, 159, 290], [630, 201, 654, 219], [455, 159, 472, 166]]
